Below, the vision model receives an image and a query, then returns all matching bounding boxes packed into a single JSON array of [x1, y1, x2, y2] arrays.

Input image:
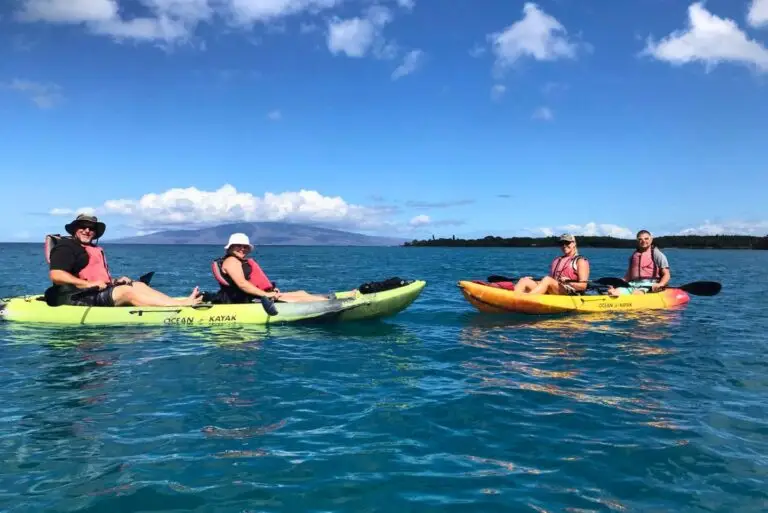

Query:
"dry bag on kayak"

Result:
[[359, 277, 413, 294]]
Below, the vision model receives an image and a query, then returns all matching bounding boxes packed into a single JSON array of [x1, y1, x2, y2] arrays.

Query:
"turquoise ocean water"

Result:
[[1, 243, 767, 512]]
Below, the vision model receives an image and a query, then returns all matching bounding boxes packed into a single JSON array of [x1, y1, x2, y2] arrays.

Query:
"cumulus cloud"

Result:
[[532, 106, 553, 121], [16, 0, 341, 44], [327, 17, 378, 57], [326, 5, 397, 58], [530, 222, 634, 239], [642, 2, 768, 73], [678, 220, 768, 236], [396, 0, 414, 10], [2, 79, 64, 108], [748, 0, 768, 28], [391, 49, 425, 79], [487, 2, 579, 74], [51, 184, 399, 232]]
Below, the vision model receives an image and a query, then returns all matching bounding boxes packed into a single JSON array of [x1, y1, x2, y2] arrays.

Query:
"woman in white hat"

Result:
[[211, 233, 327, 303], [514, 233, 590, 295]]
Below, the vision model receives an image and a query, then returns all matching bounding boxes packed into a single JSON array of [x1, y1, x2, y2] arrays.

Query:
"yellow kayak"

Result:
[[458, 280, 690, 315], [0, 281, 426, 326]]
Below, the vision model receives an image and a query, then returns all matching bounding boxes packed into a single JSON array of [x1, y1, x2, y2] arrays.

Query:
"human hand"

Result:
[[113, 276, 133, 286], [651, 283, 663, 292], [86, 280, 110, 290]]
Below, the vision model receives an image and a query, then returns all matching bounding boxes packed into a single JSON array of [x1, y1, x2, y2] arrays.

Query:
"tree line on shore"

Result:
[[403, 234, 768, 249]]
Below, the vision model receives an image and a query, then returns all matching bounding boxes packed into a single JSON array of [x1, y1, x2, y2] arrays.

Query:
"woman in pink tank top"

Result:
[[515, 233, 590, 295]]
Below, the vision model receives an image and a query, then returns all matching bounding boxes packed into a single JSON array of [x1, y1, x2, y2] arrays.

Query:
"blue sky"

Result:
[[1, 0, 767, 241]]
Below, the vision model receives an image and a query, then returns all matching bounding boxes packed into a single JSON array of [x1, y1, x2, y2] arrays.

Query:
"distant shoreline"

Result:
[[403, 234, 768, 250]]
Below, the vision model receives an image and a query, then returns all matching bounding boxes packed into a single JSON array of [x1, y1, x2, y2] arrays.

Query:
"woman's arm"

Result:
[[573, 259, 590, 292]]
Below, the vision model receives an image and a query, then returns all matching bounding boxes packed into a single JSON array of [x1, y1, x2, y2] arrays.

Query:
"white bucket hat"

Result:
[[224, 233, 253, 250]]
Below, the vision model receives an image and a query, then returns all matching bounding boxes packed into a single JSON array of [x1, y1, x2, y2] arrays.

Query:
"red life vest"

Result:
[[628, 248, 660, 281], [212, 257, 274, 292], [549, 254, 583, 282], [45, 234, 111, 283]]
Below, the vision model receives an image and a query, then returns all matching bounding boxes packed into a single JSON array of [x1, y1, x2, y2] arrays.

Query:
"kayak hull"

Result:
[[458, 280, 689, 315], [0, 281, 425, 326]]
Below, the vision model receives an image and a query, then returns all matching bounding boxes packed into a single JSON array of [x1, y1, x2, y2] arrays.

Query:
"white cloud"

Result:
[[487, 2, 579, 73], [326, 5, 394, 58], [678, 220, 768, 236], [327, 16, 377, 57], [227, 0, 339, 25], [530, 222, 634, 239], [490, 83, 506, 100], [18, 0, 117, 23], [56, 184, 397, 231], [50, 206, 96, 216], [396, 0, 414, 10], [532, 106, 553, 121], [748, 0, 768, 28], [49, 208, 75, 216], [267, 109, 282, 120], [391, 49, 424, 79], [642, 2, 768, 73], [16, 0, 341, 44], [409, 214, 430, 227], [2, 79, 63, 108]]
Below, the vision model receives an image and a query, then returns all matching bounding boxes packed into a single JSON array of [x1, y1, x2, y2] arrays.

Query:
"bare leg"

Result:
[[514, 278, 538, 293], [277, 290, 329, 303], [529, 277, 562, 295], [112, 282, 202, 307]]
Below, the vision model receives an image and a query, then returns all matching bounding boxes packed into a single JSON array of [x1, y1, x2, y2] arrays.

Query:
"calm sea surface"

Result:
[[1, 244, 767, 512]]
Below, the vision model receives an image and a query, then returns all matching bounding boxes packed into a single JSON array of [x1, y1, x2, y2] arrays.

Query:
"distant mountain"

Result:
[[110, 222, 406, 246]]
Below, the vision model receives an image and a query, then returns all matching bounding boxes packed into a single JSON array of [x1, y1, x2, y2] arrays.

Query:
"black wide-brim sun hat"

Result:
[[65, 214, 106, 239]]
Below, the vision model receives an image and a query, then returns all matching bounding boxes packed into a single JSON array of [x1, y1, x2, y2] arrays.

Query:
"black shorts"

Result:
[[71, 286, 115, 307]]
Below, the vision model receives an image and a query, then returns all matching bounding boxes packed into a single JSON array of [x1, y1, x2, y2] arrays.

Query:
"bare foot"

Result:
[[178, 287, 203, 305]]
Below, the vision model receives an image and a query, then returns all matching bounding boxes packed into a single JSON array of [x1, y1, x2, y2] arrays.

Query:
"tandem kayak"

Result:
[[0, 280, 426, 326], [457, 280, 689, 315]]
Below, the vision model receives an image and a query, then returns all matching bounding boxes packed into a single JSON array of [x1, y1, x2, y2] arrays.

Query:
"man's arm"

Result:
[[652, 249, 671, 290]]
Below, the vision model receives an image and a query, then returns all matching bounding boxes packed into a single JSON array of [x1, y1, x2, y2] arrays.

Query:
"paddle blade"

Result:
[[595, 277, 629, 288], [677, 281, 722, 296], [139, 272, 155, 285], [487, 275, 516, 283]]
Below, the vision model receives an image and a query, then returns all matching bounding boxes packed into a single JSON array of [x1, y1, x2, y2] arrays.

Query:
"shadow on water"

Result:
[[0, 317, 418, 349], [457, 308, 686, 340]]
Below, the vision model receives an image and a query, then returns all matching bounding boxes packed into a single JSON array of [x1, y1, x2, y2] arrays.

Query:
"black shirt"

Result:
[[49, 240, 89, 276]]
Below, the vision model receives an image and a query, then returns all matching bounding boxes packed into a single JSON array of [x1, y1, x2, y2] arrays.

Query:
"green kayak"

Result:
[[0, 280, 426, 326]]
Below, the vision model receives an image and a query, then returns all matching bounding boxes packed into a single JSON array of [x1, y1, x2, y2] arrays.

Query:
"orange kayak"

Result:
[[458, 280, 690, 315]]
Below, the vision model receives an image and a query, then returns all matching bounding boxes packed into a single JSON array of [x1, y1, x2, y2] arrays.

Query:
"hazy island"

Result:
[[404, 234, 768, 250]]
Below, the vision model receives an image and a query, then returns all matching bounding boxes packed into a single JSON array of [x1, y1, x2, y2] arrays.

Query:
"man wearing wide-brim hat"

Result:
[[47, 214, 203, 307]]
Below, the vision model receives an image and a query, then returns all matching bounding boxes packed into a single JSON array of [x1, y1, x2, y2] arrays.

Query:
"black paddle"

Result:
[[594, 277, 722, 296]]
